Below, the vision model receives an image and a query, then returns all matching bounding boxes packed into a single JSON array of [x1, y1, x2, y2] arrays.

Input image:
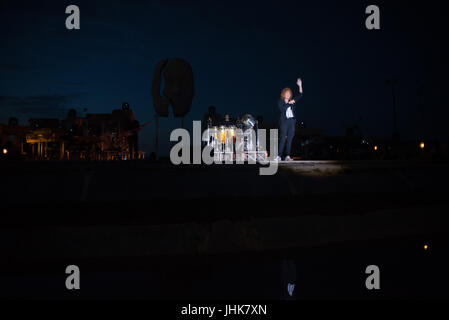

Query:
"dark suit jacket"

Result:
[[278, 93, 303, 122]]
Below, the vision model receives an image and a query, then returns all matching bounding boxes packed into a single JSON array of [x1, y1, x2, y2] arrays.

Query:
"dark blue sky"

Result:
[[1, 0, 448, 155]]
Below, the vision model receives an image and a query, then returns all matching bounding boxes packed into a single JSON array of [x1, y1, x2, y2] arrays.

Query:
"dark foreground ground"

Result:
[[0, 160, 448, 299]]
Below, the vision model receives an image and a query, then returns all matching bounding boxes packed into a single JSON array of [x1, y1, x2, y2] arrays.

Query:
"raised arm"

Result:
[[290, 78, 303, 103]]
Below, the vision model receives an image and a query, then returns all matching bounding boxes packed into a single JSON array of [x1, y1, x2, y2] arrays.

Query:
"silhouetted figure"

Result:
[[203, 106, 221, 129], [127, 120, 140, 159], [219, 114, 235, 127]]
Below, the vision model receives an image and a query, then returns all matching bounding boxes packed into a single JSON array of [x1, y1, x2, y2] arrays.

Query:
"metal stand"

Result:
[[155, 114, 159, 156]]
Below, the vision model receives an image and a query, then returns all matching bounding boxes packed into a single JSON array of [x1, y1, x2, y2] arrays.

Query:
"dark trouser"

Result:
[[279, 118, 296, 157]]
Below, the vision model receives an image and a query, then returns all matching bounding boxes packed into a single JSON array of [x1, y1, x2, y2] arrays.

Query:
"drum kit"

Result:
[[205, 114, 267, 163]]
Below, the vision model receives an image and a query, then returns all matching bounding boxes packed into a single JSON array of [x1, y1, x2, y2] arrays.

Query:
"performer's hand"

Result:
[[288, 100, 296, 104], [296, 78, 302, 87]]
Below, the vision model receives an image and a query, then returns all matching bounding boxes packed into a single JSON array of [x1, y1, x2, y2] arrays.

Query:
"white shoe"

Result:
[[274, 156, 282, 162], [285, 156, 293, 161]]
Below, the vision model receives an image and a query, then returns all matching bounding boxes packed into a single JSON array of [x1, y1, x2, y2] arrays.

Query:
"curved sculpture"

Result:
[[151, 58, 194, 118]]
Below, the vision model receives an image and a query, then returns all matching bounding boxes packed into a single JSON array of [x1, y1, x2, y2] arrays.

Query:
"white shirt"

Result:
[[286, 106, 294, 119]]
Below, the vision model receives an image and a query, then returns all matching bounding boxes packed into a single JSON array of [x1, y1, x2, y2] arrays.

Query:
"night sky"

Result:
[[1, 0, 448, 155]]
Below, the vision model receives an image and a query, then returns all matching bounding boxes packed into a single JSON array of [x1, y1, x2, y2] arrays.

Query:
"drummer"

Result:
[[219, 114, 235, 127]]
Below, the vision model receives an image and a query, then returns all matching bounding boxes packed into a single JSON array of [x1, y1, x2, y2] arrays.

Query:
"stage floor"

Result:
[[1, 159, 448, 203]]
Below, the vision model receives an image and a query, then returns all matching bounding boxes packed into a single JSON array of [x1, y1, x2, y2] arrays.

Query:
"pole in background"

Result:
[[155, 114, 159, 156], [387, 76, 400, 143]]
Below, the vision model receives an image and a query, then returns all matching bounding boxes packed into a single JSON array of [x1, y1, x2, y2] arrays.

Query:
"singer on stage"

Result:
[[276, 78, 303, 161]]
